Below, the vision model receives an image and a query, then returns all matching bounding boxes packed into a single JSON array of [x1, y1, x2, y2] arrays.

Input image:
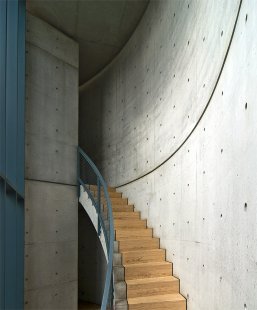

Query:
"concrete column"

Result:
[[25, 13, 79, 309]]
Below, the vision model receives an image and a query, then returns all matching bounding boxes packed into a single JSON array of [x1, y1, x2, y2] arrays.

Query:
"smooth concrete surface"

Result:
[[26, 21, 78, 185], [78, 204, 107, 305], [27, 0, 149, 84], [25, 281, 77, 310], [80, 0, 257, 309], [80, 0, 241, 186], [25, 13, 78, 309]]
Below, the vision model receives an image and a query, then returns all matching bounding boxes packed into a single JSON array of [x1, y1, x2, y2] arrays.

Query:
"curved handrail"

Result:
[[78, 146, 114, 310]]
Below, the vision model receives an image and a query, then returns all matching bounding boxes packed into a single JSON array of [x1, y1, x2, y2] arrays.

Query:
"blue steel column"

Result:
[[0, 0, 25, 309], [0, 1, 7, 309], [17, 1, 26, 305]]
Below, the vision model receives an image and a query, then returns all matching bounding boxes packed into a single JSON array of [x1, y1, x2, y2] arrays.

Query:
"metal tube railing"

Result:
[[78, 146, 114, 309]]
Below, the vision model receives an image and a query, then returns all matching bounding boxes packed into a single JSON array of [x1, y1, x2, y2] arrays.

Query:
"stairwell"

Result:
[[89, 185, 186, 310]]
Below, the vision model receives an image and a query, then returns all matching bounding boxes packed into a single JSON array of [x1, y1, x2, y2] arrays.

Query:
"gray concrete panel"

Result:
[[26, 13, 78, 68], [25, 13, 78, 310], [25, 133, 77, 185], [25, 41, 78, 185], [24, 280, 77, 310], [25, 180, 77, 244], [25, 241, 77, 291]]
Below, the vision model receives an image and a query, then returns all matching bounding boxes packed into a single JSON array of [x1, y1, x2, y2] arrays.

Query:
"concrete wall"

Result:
[[80, 0, 257, 309], [25, 14, 78, 309]]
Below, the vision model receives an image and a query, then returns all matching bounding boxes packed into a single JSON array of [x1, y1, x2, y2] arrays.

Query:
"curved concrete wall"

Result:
[[80, 0, 257, 309], [80, 0, 240, 185]]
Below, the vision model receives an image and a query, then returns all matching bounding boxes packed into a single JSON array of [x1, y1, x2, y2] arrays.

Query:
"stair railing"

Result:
[[78, 147, 114, 310]]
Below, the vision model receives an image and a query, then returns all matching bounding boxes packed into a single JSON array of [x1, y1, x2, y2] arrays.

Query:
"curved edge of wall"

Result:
[[79, 0, 241, 186]]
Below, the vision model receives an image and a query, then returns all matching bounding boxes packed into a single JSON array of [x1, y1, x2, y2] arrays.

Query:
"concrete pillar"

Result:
[[25, 13, 79, 309]]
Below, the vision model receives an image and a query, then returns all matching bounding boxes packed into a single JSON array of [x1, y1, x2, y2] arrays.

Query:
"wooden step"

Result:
[[89, 184, 116, 192], [126, 276, 179, 298], [114, 219, 147, 229], [124, 261, 172, 280], [113, 211, 140, 220], [115, 228, 152, 240], [103, 204, 134, 212], [92, 190, 122, 198], [128, 293, 186, 310], [111, 205, 134, 212], [110, 197, 128, 205], [118, 237, 159, 252], [101, 197, 129, 205], [122, 249, 165, 264]]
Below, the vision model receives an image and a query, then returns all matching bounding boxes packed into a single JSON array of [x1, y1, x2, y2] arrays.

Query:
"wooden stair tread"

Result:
[[92, 191, 122, 198], [113, 211, 140, 218], [111, 205, 134, 212], [114, 219, 147, 229], [122, 248, 164, 254], [128, 293, 185, 304], [110, 197, 128, 204], [115, 228, 153, 240], [124, 261, 171, 268], [118, 237, 159, 250], [89, 184, 116, 192], [126, 276, 178, 285], [114, 218, 144, 222], [122, 248, 165, 264]]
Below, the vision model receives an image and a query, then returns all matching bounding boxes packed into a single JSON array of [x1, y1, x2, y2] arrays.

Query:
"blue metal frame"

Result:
[[78, 147, 114, 310], [0, 0, 25, 309]]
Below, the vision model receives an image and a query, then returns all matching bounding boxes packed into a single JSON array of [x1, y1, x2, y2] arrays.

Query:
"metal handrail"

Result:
[[78, 146, 114, 310], [78, 147, 114, 310]]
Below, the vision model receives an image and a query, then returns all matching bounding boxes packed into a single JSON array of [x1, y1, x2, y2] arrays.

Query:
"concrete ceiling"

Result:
[[27, 0, 149, 86]]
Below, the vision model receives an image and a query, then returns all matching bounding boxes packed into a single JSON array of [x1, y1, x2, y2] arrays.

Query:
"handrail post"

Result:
[[97, 176, 101, 236], [77, 148, 80, 197]]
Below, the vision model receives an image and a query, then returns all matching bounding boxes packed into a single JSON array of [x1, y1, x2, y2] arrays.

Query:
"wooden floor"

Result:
[[78, 301, 100, 310]]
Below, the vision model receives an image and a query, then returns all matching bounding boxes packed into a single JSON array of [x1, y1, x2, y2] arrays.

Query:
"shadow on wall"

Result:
[[79, 80, 104, 174], [78, 204, 107, 304]]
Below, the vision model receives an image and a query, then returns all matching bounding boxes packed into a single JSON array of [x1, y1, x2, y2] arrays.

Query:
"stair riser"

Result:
[[128, 300, 186, 310], [113, 253, 122, 266], [114, 220, 147, 229], [89, 185, 116, 192], [122, 250, 165, 265], [114, 266, 125, 282], [115, 300, 128, 310], [103, 204, 134, 211], [111, 198, 128, 205], [111, 205, 134, 212], [114, 281, 127, 300], [115, 229, 153, 240], [113, 212, 140, 220], [127, 281, 179, 298], [119, 238, 159, 252], [125, 264, 172, 280], [95, 197, 128, 205], [92, 191, 122, 198]]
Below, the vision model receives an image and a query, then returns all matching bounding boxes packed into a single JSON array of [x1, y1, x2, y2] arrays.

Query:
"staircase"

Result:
[[89, 185, 186, 310]]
